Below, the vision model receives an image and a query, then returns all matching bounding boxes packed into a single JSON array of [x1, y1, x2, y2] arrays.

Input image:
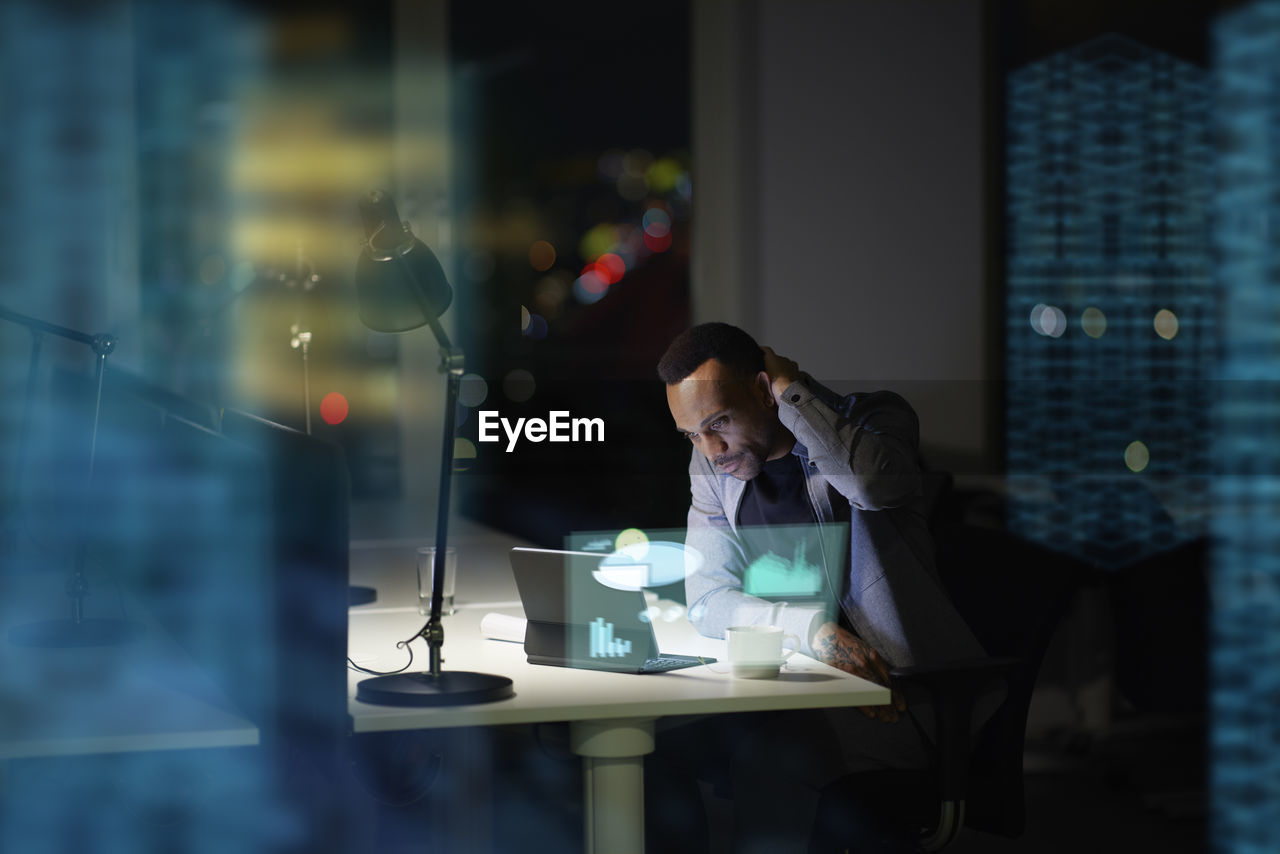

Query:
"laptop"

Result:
[[509, 547, 714, 674]]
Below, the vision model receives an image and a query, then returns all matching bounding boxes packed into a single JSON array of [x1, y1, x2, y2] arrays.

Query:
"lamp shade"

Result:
[[355, 191, 453, 333]]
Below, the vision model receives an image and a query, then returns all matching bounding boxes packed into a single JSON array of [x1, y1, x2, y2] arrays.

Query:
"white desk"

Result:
[[348, 526, 889, 854], [0, 576, 259, 763]]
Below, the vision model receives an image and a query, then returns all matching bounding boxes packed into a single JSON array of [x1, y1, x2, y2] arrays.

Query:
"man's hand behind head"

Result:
[[760, 346, 801, 404]]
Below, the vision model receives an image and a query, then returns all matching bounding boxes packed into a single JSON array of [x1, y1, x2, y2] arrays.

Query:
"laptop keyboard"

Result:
[[638, 654, 712, 673]]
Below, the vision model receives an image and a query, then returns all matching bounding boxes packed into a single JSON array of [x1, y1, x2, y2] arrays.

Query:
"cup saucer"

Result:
[[732, 663, 782, 679]]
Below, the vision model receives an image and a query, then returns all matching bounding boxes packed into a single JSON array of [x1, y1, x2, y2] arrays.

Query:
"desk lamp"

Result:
[[1, 305, 140, 646], [352, 191, 513, 706]]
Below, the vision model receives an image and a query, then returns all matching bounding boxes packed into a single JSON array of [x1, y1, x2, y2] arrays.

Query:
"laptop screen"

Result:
[[510, 548, 660, 668]]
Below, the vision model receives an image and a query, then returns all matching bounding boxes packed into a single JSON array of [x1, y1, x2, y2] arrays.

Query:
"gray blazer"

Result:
[[683, 377, 984, 667]]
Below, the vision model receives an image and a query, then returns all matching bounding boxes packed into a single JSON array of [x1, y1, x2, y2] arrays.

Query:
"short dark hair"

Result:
[[657, 322, 764, 385]]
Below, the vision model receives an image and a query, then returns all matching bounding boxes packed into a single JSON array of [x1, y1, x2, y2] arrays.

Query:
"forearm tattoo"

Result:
[[814, 632, 881, 684]]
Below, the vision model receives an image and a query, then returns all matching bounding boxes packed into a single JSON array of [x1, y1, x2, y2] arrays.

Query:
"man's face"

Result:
[[666, 358, 788, 481]]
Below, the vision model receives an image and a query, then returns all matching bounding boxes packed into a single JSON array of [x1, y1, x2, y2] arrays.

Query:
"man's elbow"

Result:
[[854, 474, 920, 510], [685, 589, 729, 639], [847, 439, 921, 509], [686, 606, 722, 640]]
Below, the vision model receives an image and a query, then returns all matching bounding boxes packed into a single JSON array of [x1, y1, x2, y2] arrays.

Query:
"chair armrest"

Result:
[[888, 657, 1019, 803], [889, 656, 1020, 689]]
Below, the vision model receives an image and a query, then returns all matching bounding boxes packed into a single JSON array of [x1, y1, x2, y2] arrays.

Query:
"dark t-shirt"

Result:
[[736, 453, 850, 624]]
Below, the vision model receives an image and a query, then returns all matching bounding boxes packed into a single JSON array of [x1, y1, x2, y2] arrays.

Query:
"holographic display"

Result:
[[588, 618, 633, 658], [742, 537, 824, 598]]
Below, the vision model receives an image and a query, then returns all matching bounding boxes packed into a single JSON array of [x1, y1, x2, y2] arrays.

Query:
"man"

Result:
[[652, 322, 987, 852]]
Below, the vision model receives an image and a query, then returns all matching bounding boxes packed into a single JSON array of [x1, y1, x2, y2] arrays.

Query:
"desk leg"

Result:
[[569, 718, 655, 854]]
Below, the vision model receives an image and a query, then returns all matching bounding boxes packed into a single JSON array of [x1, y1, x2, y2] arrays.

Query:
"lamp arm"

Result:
[[418, 358, 462, 676], [0, 304, 116, 627], [0, 304, 115, 356], [2, 306, 116, 492], [385, 250, 463, 677]]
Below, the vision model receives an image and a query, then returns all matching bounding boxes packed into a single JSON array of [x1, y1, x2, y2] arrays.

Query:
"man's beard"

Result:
[[715, 450, 763, 481]]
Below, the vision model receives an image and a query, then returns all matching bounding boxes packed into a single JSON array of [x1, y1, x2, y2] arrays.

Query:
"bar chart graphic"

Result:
[[589, 618, 632, 658]]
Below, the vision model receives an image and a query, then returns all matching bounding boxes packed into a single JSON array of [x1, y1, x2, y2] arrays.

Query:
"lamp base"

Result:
[[8, 618, 142, 647], [356, 670, 513, 707]]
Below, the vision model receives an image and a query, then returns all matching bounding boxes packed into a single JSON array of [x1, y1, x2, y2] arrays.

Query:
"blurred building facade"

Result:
[[1004, 34, 1216, 569], [1211, 2, 1280, 850]]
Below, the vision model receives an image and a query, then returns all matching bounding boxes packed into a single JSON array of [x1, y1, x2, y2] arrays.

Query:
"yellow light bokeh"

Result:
[[578, 223, 617, 261], [1081, 306, 1107, 338], [227, 84, 450, 273], [229, 137, 397, 193], [645, 157, 683, 194], [1125, 441, 1150, 473], [615, 528, 650, 556], [528, 240, 556, 271], [453, 438, 478, 472], [1154, 309, 1179, 340]]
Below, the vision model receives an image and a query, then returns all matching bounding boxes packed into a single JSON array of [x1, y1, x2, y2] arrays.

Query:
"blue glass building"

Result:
[[0, 3, 136, 334], [0, 5, 288, 852], [1211, 3, 1280, 850], [1005, 34, 1215, 569]]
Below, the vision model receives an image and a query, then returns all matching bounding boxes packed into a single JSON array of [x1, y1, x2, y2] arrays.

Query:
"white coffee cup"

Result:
[[726, 625, 799, 679]]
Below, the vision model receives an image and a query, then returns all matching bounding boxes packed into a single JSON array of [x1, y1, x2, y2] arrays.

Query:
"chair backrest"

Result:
[[1110, 537, 1208, 717], [932, 522, 1087, 837]]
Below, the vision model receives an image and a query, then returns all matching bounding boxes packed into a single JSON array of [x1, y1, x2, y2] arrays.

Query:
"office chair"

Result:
[[1110, 537, 1208, 718], [812, 521, 1088, 852]]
